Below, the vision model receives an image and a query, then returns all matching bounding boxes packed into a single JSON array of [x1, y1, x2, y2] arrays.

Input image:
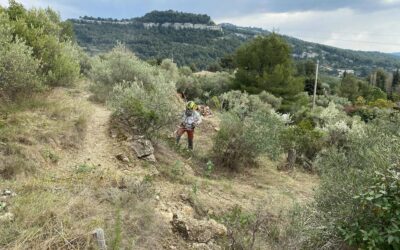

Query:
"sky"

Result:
[[1, 0, 400, 53]]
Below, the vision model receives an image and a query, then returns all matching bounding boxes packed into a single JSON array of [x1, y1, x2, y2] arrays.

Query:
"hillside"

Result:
[[71, 10, 400, 75], [3, 2, 400, 249]]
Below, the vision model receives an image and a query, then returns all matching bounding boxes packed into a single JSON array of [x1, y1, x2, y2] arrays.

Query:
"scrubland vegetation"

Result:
[[1, 1, 400, 249]]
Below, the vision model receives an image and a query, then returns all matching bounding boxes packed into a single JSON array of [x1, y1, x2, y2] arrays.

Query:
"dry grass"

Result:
[[0, 87, 90, 180], [1, 84, 320, 249], [0, 84, 173, 249], [153, 111, 320, 249]]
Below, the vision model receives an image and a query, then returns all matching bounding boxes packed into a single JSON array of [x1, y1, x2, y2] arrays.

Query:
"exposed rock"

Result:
[[0, 212, 14, 223], [115, 153, 129, 163], [191, 241, 221, 250], [3, 190, 12, 196], [1, 189, 16, 198], [147, 165, 160, 176], [130, 139, 154, 159], [143, 154, 157, 162], [197, 105, 212, 117], [183, 164, 195, 175], [171, 213, 227, 243]]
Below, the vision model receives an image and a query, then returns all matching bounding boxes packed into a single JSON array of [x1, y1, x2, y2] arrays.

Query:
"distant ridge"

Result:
[[70, 10, 400, 75], [392, 52, 400, 57]]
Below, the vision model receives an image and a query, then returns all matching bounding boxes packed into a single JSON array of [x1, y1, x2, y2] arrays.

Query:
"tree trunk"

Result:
[[286, 148, 297, 169]]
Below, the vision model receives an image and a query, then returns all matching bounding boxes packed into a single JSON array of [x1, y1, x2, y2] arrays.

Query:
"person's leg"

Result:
[[187, 129, 194, 150], [176, 127, 185, 144]]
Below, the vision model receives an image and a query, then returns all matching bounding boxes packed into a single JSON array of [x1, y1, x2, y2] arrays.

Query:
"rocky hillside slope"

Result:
[[0, 82, 318, 249]]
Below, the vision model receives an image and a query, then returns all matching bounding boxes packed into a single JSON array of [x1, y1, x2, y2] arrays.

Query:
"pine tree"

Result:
[[392, 68, 400, 94], [233, 33, 304, 111], [375, 69, 387, 93]]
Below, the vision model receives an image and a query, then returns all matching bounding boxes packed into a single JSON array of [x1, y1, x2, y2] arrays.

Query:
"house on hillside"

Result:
[[143, 22, 159, 29], [338, 69, 354, 77]]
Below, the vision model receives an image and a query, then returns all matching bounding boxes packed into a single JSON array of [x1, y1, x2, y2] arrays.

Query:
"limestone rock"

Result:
[[171, 214, 227, 243], [191, 242, 221, 250], [115, 153, 129, 163], [0, 212, 14, 223], [143, 154, 157, 162], [130, 139, 154, 159]]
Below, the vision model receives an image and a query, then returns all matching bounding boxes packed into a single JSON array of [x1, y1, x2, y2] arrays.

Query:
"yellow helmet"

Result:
[[186, 101, 197, 110]]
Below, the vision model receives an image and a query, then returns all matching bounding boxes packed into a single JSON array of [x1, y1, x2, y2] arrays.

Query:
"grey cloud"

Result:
[[4, 0, 400, 19]]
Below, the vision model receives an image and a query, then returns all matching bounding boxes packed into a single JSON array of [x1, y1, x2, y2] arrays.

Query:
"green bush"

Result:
[[176, 71, 233, 103], [46, 41, 80, 87], [90, 44, 163, 102], [219, 205, 271, 249], [110, 79, 180, 139], [219, 90, 272, 119], [5, 2, 80, 87], [258, 91, 282, 110], [307, 112, 400, 248], [212, 110, 284, 170], [342, 168, 400, 249], [280, 120, 325, 170], [0, 13, 41, 99]]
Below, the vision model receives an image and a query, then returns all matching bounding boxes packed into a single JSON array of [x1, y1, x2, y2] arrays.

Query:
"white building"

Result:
[[338, 69, 355, 77]]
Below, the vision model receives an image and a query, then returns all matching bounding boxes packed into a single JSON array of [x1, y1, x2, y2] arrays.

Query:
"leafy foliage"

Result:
[[212, 108, 284, 170], [4, 1, 80, 86], [308, 112, 400, 248], [280, 119, 325, 170], [343, 169, 400, 249], [233, 34, 305, 112], [338, 74, 386, 103], [219, 205, 271, 249], [0, 13, 41, 99], [98, 45, 181, 138], [176, 71, 233, 104], [137, 10, 212, 24]]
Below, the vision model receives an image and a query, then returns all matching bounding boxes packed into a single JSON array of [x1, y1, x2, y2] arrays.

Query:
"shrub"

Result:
[[342, 168, 400, 249], [212, 110, 284, 170], [346, 106, 377, 122], [46, 41, 80, 87], [279, 120, 325, 171], [197, 72, 233, 98], [313, 95, 351, 108], [258, 91, 282, 109], [176, 71, 233, 103], [219, 205, 272, 249], [0, 38, 41, 99], [219, 90, 272, 119], [109, 78, 180, 139], [304, 112, 400, 248], [0, 13, 41, 99], [368, 98, 395, 109], [176, 75, 202, 102], [5, 3, 80, 87], [90, 44, 165, 102]]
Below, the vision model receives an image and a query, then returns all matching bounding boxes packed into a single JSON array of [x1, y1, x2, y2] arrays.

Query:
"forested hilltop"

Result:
[[70, 10, 400, 75]]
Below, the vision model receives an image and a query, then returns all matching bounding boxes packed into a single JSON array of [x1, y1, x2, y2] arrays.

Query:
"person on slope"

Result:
[[176, 101, 202, 150]]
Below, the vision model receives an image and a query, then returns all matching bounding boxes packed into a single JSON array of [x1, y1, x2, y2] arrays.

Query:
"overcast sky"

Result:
[[1, 0, 400, 53]]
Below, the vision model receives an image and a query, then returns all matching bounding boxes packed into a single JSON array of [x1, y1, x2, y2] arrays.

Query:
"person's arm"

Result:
[[194, 111, 202, 126], [180, 111, 186, 126]]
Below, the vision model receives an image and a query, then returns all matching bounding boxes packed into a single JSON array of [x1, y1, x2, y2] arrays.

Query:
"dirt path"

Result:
[[57, 90, 120, 170]]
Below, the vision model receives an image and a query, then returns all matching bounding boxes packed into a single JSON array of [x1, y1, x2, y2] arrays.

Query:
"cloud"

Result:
[[2, 0, 400, 19], [1, 0, 399, 52], [0, 0, 84, 17], [216, 8, 400, 53]]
